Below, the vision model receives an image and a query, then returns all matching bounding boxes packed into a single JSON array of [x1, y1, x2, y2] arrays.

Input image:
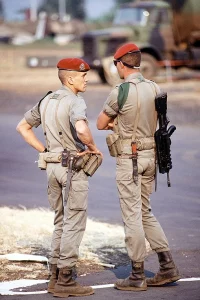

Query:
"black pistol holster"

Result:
[[154, 92, 176, 187]]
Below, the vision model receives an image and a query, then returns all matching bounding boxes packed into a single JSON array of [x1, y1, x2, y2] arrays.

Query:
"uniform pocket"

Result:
[[68, 180, 88, 211], [116, 171, 135, 199], [145, 158, 155, 177]]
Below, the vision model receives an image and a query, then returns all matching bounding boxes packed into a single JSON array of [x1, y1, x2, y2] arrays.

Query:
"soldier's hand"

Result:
[[105, 122, 114, 130], [77, 149, 103, 159]]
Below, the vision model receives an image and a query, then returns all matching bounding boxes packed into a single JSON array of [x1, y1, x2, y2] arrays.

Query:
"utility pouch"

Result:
[[82, 154, 102, 176], [38, 153, 47, 170], [106, 133, 122, 157], [72, 155, 84, 172]]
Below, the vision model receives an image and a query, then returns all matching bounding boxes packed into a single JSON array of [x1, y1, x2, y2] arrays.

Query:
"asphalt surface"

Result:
[[0, 81, 200, 299]]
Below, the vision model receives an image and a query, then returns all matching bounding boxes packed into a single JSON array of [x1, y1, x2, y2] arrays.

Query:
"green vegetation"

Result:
[[0, 37, 82, 50]]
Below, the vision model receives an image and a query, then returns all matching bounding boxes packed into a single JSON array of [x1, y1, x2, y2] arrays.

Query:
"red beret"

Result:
[[114, 43, 140, 59], [57, 58, 90, 72]]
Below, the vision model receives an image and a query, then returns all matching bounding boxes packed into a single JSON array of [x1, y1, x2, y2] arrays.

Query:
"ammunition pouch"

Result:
[[77, 153, 102, 176], [63, 152, 102, 176], [106, 133, 122, 157]]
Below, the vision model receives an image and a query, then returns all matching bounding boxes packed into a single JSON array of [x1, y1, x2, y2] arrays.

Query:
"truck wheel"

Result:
[[101, 56, 122, 86], [97, 68, 107, 84], [140, 53, 159, 79]]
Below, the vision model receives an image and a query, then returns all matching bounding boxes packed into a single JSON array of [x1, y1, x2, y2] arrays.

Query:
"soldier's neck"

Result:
[[124, 69, 140, 80]]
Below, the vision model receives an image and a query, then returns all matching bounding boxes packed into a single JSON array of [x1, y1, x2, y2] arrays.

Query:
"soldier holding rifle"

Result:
[[97, 43, 180, 292]]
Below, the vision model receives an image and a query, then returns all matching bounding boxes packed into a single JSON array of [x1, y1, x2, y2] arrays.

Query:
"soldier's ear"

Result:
[[119, 61, 124, 69], [68, 76, 74, 85]]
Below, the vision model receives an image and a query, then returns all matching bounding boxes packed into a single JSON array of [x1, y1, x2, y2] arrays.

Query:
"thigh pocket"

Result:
[[116, 172, 135, 199], [68, 180, 88, 211]]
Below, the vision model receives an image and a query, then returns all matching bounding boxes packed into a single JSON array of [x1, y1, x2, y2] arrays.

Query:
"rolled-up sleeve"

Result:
[[103, 87, 119, 118], [70, 96, 88, 127], [24, 103, 41, 128]]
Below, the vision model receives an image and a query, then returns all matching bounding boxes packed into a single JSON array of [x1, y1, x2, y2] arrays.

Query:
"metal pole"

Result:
[[58, 0, 66, 22]]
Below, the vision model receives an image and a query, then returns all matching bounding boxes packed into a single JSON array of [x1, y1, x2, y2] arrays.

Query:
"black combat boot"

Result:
[[146, 251, 180, 286], [48, 264, 59, 293], [114, 262, 147, 291], [53, 267, 94, 298]]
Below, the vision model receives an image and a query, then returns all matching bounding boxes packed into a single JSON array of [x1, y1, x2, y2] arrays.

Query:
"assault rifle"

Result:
[[154, 92, 176, 187]]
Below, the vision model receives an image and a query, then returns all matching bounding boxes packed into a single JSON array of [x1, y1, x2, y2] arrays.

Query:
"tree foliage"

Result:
[[115, 0, 134, 5], [39, 0, 86, 20]]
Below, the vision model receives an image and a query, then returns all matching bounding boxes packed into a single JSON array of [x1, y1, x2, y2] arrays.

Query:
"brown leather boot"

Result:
[[53, 267, 94, 298], [114, 262, 147, 291], [48, 264, 59, 293], [146, 251, 181, 286]]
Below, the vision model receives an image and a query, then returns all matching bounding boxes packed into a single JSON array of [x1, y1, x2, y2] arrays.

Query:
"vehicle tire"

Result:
[[97, 68, 107, 84], [140, 53, 159, 79], [101, 56, 122, 86]]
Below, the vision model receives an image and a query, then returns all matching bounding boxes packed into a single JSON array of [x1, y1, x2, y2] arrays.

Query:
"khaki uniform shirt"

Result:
[[24, 86, 88, 152], [103, 73, 160, 142]]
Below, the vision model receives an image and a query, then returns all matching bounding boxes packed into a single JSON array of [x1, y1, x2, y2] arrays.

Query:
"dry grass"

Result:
[[0, 207, 151, 281], [0, 207, 126, 259]]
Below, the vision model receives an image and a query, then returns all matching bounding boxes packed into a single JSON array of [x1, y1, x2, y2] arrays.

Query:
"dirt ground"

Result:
[[0, 259, 104, 282]]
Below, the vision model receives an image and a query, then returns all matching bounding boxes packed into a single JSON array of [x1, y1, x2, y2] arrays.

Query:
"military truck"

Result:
[[81, 0, 200, 85]]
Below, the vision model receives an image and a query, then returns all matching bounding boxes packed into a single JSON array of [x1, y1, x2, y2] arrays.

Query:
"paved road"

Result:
[[0, 82, 200, 299]]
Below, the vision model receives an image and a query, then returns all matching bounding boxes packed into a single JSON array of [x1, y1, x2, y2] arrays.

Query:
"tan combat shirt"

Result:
[[103, 73, 160, 142], [24, 85, 88, 153]]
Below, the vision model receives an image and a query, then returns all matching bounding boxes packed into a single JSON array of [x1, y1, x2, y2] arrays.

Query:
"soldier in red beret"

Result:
[[97, 43, 180, 292], [16, 57, 102, 297]]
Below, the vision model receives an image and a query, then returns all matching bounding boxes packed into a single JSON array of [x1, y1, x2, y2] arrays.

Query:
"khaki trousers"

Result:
[[46, 163, 88, 269], [116, 149, 169, 262]]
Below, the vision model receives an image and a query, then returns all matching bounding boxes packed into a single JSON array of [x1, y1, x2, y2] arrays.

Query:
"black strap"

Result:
[[38, 91, 52, 113]]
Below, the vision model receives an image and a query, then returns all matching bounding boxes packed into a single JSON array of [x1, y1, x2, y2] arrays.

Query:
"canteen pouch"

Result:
[[38, 153, 47, 170], [38, 152, 62, 170], [82, 154, 102, 176], [106, 133, 122, 157]]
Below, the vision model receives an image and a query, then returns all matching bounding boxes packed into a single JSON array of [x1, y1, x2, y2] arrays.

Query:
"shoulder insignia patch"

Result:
[[51, 93, 60, 99]]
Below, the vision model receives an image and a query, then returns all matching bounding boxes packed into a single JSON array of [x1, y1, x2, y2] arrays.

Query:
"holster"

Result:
[[64, 153, 102, 206], [106, 133, 122, 157]]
